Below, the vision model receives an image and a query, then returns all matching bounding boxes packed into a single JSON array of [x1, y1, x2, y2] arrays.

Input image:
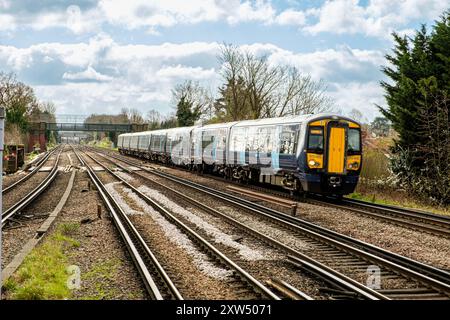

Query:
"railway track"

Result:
[[77, 147, 281, 300], [89, 147, 450, 300], [307, 196, 450, 238], [93, 147, 450, 238], [1, 147, 63, 227], [73, 147, 182, 300], [88, 148, 388, 300], [2, 147, 58, 194]]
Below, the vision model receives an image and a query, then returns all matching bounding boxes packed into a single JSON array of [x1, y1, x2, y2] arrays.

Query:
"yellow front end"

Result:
[[304, 118, 362, 195]]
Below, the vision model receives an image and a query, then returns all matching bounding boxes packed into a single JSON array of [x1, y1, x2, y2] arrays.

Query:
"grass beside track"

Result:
[[349, 191, 450, 216], [3, 223, 80, 300]]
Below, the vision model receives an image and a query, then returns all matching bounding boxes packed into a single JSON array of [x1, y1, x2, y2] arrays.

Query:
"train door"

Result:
[[326, 122, 347, 174]]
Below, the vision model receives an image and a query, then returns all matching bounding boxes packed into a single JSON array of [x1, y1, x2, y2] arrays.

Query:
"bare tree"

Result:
[[129, 108, 145, 124], [218, 44, 250, 121], [216, 44, 334, 121], [172, 80, 209, 113], [119, 107, 144, 124], [242, 52, 282, 118], [348, 108, 366, 123], [146, 109, 162, 129]]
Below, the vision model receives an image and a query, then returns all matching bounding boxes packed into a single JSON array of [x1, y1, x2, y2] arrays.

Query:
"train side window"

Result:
[[280, 124, 300, 154], [255, 126, 274, 153], [348, 128, 361, 153], [307, 127, 324, 152]]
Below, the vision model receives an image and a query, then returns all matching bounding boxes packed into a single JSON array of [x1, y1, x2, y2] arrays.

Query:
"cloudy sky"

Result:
[[0, 0, 448, 121]]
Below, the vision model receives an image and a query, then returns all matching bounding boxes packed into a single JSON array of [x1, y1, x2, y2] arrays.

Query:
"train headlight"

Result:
[[349, 162, 359, 169], [347, 155, 361, 170], [307, 153, 323, 169]]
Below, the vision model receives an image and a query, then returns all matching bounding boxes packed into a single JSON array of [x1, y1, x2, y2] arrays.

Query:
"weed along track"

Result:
[[1, 145, 147, 300]]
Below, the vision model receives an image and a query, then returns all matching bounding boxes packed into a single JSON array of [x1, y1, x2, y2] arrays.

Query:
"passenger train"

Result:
[[118, 113, 362, 197]]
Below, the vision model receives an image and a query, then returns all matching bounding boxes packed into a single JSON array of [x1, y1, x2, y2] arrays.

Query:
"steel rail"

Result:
[[94, 152, 390, 300], [72, 147, 182, 300], [2, 146, 59, 194], [340, 197, 450, 226], [343, 198, 450, 222], [308, 196, 450, 238], [89, 147, 450, 286], [82, 149, 281, 300], [266, 278, 314, 300], [1, 148, 62, 227], [95, 146, 450, 233]]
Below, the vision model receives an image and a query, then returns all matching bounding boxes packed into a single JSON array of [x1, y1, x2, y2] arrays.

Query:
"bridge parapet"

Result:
[[28, 122, 147, 133]]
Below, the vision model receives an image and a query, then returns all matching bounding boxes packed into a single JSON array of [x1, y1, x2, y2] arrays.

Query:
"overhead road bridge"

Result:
[[28, 122, 146, 151]]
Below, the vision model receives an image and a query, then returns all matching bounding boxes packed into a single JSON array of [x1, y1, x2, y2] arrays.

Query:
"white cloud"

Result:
[[304, 0, 449, 38], [275, 9, 306, 26], [241, 43, 385, 82], [329, 81, 385, 119], [0, 36, 387, 119], [0, 14, 15, 31], [0, 0, 282, 34], [156, 65, 216, 80], [63, 65, 114, 82], [0, 0, 446, 39], [226, 0, 276, 24]]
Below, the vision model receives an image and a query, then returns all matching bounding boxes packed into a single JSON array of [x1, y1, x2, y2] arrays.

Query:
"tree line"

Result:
[[0, 72, 57, 145], [380, 11, 449, 205], [172, 44, 333, 127]]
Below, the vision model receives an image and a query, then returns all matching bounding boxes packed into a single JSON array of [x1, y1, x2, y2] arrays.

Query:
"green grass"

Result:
[[5, 237, 73, 299], [59, 222, 80, 236], [4, 224, 81, 300], [77, 259, 121, 300], [26, 151, 40, 162], [360, 147, 390, 180], [349, 191, 450, 216]]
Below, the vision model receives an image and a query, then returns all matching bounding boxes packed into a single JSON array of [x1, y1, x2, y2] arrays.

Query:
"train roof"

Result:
[[232, 113, 360, 127], [118, 113, 360, 137], [165, 126, 195, 134], [193, 121, 239, 131]]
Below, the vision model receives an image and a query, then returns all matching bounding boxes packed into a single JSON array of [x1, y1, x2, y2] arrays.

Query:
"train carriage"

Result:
[[129, 132, 140, 155], [191, 122, 237, 173], [117, 112, 362, 196], [227, 117, 302, 187], [148, 129, 168, 162], [137, 131, 152, 157], [118, 133, 132, 154], [165, 126, 194, 166]]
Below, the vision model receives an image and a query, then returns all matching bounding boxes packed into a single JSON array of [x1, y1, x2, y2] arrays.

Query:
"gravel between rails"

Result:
[[49, 170, 148, 300], [100, 166, 330, 299], [133, 170, 418, 292], [82, 152, 254, 299], [1, 162, 70, 269], [135, 183, 329, 299], [104, 181, 247, 299], [2, 171, 28, 189], [2, 153, 59, 211], [145, 165, 450, 271]]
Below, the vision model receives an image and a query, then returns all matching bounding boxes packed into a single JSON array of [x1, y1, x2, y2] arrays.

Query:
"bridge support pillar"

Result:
[[28, 122, 47, 152]]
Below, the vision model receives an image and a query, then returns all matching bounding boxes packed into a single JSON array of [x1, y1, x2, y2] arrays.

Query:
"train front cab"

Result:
[[301, 117, 362, 196]]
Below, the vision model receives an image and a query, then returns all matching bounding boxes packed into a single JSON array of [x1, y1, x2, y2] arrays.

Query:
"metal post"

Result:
[[0, 107, 5, 297]]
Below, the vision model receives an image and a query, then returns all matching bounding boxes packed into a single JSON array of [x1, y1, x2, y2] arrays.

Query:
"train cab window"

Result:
[[348, 128, 361, 153], [307, 127, 324, 152], [280, 124, 300, 155]]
